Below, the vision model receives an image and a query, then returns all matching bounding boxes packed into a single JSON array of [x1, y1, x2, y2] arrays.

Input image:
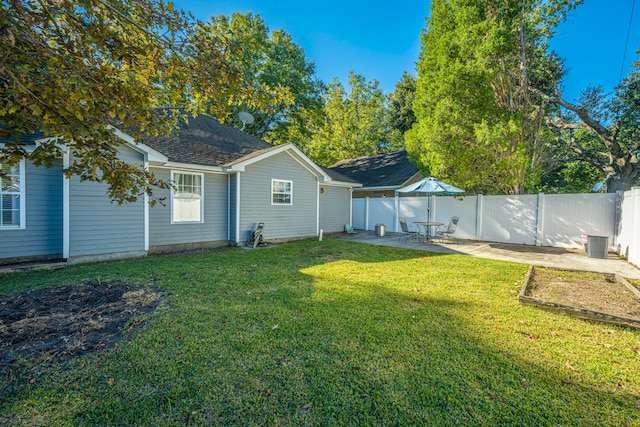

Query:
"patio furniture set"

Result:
[[398, 216, 459, 244]]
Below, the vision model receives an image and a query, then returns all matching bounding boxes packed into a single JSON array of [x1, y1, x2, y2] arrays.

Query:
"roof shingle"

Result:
[[142, 112, 272, 167], [328, 150, 420, 188]]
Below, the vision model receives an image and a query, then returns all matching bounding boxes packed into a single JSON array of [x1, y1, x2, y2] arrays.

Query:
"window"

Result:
[[171, 171, 203, 223], [0, 161, 24, 229], [271, 179, 292, 205]]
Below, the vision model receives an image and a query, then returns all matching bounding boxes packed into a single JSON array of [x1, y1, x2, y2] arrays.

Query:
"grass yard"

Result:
[[1, 239, 639, 426]]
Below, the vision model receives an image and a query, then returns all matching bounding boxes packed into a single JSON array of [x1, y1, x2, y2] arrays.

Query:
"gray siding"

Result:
[[68, 145, 145, 258], [0, 160, 63, 262], [319, 185, 352, 233], [238, 152, 318, 241], [149, 167, 228, 247]]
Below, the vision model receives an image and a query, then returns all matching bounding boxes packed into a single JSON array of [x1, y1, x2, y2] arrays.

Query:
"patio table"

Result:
[[413, 221, 444, 242]]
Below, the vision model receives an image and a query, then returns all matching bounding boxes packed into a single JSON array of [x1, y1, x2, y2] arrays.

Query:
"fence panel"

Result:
[[352, 198, 366, 230], [480, 195, 538, 245], [368, 198, 396, 231], [618, 188, 640, 267], [433, 196, 478, 240], [542, 193, 617, 249]]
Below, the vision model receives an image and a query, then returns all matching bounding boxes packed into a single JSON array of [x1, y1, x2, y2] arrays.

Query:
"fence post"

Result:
[[394, 194, 399, 232], [536, 193, 545, 246], [476, 194, 483, 241], [365, 197, 369, 231]]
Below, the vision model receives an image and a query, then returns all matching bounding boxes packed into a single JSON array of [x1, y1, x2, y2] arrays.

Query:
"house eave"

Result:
[[226, 143, 332, 181]]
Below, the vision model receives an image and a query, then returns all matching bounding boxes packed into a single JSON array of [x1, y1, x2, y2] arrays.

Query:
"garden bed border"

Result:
[[519, 265, 640, 330]]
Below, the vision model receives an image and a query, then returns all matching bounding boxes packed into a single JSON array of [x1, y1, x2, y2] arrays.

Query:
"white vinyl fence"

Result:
[[353, 193, 621, 251], [617, 187, 640, 267]]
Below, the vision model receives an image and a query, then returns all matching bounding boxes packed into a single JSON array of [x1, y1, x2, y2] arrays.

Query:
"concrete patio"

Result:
[[329, 230, 640, 280]]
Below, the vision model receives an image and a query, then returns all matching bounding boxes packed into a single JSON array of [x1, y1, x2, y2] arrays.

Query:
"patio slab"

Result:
[[329, 231, 640, 280]]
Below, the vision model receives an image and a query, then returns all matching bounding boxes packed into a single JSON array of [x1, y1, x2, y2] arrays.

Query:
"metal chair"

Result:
[[398, 217, 420, 242], [436, 217, 459, 243]]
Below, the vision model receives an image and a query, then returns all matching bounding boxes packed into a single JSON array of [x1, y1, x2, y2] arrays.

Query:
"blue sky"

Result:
[[175, 1, 639, 102]]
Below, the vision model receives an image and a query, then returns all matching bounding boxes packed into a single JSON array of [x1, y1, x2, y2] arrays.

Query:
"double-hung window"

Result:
[[171, 171, 203, 223], [271, 179, 292, 205], [0, 161, 24, 229]]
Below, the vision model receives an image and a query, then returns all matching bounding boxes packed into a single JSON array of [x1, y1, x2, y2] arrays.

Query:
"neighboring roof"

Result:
[[328, 150, 421, 188], [141, 112, 272, 167], [320, 166, 360, 184], [0, 131, 45, 145]]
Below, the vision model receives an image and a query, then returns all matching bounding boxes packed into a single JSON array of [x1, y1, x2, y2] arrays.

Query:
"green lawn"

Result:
[[1, 239, 639, 426]]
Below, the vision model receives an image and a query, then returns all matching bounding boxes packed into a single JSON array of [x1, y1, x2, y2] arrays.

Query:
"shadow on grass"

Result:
[[0, 239, 638, 426]]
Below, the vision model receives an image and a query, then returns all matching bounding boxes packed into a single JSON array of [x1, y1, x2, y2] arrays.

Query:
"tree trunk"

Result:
[[605, 173, 633, 193]]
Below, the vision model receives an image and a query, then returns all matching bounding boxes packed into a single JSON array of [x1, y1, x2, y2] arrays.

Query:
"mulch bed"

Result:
[[0, 281, 165, 364]]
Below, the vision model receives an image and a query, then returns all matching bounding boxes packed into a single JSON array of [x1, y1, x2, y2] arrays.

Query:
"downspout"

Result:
[[144, 159, 149, 252], [62, 149, 70, 259], [316, 180, 320, 236], [227, 174, 230, 242], [236, 173, 241, 244], [349, 188, 353, 226]]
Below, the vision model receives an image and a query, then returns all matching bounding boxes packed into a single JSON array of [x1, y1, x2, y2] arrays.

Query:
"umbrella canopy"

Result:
[[396, 177, 464, 221], [396, 177, 464, 195]]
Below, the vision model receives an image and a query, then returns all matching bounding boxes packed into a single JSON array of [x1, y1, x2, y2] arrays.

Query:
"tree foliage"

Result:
[[407, 0, 580, 194], [386, 71, 416, 147], [533, 60, 640, 192], [305, 71, 401, 166], [0, 0, 282, 203], [198, 12, 324, 148]]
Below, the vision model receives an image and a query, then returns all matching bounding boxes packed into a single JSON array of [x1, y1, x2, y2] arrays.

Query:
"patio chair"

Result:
[[398, 217, 420, 242], [436, 217, 459, 243]]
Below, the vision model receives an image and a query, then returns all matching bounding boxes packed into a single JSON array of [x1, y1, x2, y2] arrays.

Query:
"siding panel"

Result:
[[239, 152, 318, 242], [0, 160, 63, 261], [319, 185, 351, 233], [68, 145, 145, 258], [148, 167, 228, 247]]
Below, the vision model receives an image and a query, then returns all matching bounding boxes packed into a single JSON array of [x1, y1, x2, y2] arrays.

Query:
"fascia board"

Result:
[[321, 181, 363, 188], [226, 143, 332, 181], [153, 162, 227, 174], [107, 125, 168, 164]]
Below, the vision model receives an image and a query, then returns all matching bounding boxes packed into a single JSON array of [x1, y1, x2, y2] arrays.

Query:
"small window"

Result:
[[171, 171, 203, 223], [271, 179, 292, 205], [0, 161, 24, 229]]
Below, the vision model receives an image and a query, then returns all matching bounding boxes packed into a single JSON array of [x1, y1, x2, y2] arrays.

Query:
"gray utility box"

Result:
[[586, 235, 609, 259], [375, 224, 386, 237]]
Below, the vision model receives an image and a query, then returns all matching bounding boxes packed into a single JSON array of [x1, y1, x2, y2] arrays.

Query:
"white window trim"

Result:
[[271, 179, 293, 206], [170, 170, 204, 224], [0, 159, 26, 230]]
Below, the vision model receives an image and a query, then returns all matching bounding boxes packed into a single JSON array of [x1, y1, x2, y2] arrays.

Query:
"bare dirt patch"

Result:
[[522, 267, 640, 328], [0, 281, 165, 364]]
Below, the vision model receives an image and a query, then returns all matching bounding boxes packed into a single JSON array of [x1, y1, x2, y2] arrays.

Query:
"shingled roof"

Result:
[[141, 111, 273, 167], [328, 150, 420, 188]]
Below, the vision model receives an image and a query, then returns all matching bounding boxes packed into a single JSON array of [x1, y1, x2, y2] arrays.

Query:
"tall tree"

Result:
[[0, 0, 282, 204], [406, 0, 579, 194], [199, 12, 325, 148], [532, 61, 640, 192], [306, 71, 400, 166], [387, 71, 417, 147]]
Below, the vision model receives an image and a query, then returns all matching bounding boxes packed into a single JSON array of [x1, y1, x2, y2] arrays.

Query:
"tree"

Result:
[[387, 72, 416, 147], [406, 0, 580, 194], [305, 71, 400, 166], [198, 12, 325, 148], [532, 63, 640, 192], [0, 0, 282, 204]]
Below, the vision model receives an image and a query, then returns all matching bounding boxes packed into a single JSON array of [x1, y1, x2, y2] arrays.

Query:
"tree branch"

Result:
[[530, 86, 626, 161], [546, 123, 607, 170]]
